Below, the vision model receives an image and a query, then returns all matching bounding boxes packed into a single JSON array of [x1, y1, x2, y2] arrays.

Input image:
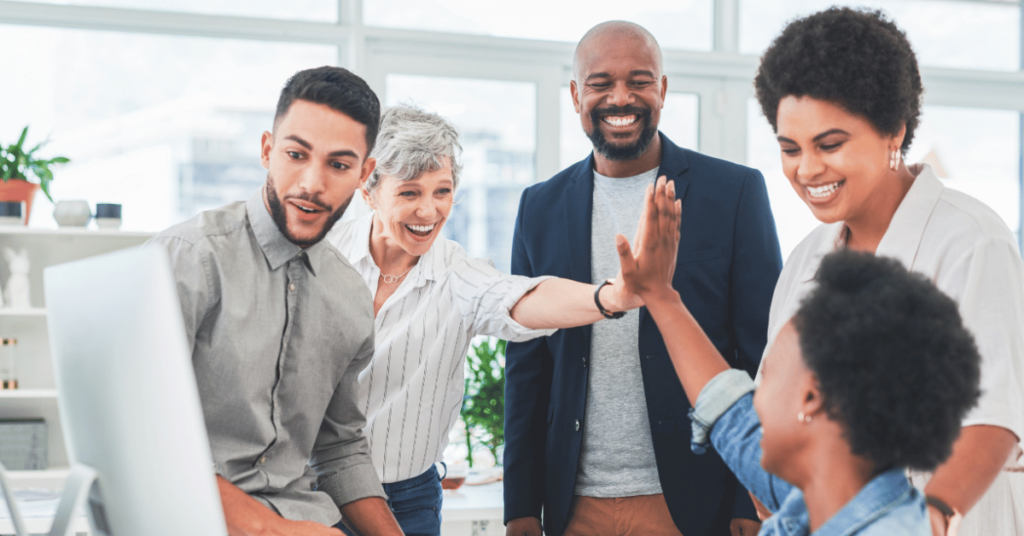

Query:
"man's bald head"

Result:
[[573, 21, 663, 82]]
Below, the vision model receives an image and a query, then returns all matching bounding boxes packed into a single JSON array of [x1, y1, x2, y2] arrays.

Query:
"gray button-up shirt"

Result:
[[149, 189, 384, 526]]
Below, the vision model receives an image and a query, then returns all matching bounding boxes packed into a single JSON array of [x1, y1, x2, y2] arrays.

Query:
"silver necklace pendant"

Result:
[[381, 274, 401, 284]]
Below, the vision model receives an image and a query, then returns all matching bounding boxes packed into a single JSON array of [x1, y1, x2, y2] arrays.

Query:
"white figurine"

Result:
[[4, 248, 31, 309]]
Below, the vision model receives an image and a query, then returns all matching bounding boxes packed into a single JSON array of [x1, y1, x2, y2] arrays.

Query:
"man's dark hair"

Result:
[[754, 7, 923, 154], [793, 249, 981, 472], [274, 66, 381, 156]]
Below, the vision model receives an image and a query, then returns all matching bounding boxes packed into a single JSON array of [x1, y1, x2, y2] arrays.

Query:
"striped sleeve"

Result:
[[448, 257, 556, 341]]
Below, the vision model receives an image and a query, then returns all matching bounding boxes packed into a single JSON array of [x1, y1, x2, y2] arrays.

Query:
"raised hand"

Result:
[[615, 176, 681, 298]]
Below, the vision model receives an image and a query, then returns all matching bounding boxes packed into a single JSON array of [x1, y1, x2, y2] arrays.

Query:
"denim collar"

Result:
[[769, 467, 917, 536]]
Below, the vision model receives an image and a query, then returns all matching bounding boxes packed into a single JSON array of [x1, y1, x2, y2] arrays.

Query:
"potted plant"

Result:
[[462, 338, 507, 468], [0, 126, 70, 222]]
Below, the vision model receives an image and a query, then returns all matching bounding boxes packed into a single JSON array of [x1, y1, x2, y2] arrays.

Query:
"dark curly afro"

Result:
[[793, 250, 980, 472], [754, 7, 923, 154]]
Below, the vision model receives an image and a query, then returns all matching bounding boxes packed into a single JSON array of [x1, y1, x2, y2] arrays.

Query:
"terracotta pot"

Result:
[[0, 180, 40, 225]]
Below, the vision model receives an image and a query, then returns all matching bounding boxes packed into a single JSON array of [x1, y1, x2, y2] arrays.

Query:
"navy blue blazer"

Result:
[[503, 134, 783, 536]]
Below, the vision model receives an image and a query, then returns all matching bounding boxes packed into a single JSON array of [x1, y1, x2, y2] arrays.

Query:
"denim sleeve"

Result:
[[689, 369, 795, 513]]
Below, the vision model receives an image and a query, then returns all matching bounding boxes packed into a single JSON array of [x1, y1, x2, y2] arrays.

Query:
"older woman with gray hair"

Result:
[[327, 105, 676, 536]]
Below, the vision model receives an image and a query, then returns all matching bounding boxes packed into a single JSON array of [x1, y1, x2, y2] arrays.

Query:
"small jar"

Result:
[[0, 201, 25, 226], [95, 203, 122, 229]]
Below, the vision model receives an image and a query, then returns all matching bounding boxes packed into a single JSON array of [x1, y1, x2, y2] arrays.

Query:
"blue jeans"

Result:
[[335, 464, 443, 536]]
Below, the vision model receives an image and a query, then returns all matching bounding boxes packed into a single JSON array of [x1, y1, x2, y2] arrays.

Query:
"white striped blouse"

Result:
[[327, 212, 555, 483]]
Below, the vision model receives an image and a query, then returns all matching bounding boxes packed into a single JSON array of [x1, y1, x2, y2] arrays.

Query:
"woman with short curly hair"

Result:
[[615, 215, 982, 534], [753, 7, 1024, 536]]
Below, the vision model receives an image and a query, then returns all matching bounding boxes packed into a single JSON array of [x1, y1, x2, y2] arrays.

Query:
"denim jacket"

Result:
[[689, 370, 930, 536]]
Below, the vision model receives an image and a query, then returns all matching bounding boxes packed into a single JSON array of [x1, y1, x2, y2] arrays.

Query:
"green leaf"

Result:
[[49, 156, 70, 164], [39, 177, 53, 203], [14, 127, 27, 152]]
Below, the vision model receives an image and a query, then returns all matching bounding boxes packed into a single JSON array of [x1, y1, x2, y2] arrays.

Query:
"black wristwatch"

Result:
[[594, 279, 626, 319]]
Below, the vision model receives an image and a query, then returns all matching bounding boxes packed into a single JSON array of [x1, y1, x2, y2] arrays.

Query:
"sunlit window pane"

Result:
[[739, 0, 1020, 72], [747, 99, 1023, 260], [14, 0, 337, 21], [0, 25, 338, 231], [365, 0, 713, 51], [907, 106, 1021, 237], [560, 87, 699, 170], [384, 75, 537, 274]]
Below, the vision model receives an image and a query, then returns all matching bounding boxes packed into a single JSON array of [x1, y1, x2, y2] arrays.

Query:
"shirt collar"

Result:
[[874, 163, 944, 271], [770, 467, 916, 536], [350, 211, 449, 284], [246, 188, 326, 275]]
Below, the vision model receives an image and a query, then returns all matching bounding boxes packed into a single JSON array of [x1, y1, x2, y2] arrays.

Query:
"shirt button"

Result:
[[259, 456, 267, 464], [575, 420, 580, 432], [288, 282, 296, 292]]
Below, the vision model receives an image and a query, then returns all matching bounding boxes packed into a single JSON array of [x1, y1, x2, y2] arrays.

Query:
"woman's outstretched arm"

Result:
[[508, 176, 676, 331]]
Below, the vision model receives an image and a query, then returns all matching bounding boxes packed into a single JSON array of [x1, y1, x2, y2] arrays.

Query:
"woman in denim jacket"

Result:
[[614, 182, 981, 535]]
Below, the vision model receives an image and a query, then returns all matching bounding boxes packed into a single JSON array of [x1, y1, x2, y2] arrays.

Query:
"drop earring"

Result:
[[889, 149, 901, 171]]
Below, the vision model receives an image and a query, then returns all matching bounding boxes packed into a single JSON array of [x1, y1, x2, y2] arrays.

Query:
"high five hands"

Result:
[[616, 176, 682, 300]]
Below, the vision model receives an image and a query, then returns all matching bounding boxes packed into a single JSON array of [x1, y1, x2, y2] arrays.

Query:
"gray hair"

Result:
[[366, 105, 462, 195]]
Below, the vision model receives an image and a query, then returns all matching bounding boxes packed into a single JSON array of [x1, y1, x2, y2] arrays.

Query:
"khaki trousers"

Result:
[[563, 494, 684, 536]]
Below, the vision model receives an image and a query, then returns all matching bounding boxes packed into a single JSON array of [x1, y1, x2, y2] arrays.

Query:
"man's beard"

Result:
[[265, 173, 351, 248], [585, 104, 658, 161]]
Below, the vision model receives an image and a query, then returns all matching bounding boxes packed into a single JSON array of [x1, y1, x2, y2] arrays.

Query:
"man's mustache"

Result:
[[591, 104, 650, 119]]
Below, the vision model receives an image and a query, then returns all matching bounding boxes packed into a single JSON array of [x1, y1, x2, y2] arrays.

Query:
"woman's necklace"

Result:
[[380, 265, 414, 284]]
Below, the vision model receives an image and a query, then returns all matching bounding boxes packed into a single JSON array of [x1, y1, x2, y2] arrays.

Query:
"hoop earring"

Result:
[[797, 412, 812, 423], [889, 150, 901, 171]]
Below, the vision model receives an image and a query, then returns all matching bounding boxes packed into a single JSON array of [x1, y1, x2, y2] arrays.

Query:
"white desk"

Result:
[[1, 482, 505, 536], [441, 482, 505, 536]]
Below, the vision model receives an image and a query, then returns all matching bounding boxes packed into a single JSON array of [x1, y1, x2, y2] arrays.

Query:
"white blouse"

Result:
[[759, 163, 1024, 450], [327, 213, 555, 483]]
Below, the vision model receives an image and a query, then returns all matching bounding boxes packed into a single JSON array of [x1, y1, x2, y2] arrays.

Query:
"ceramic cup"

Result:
[[95, 203, 122, 229], [53, 200, 92, 227]]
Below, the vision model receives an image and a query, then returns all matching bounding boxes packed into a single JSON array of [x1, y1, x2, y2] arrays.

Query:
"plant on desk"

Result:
[[461, 338, 506, 468]]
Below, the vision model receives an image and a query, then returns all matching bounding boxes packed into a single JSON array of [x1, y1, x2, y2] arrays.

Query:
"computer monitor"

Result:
[[43, 245, 227, 536]]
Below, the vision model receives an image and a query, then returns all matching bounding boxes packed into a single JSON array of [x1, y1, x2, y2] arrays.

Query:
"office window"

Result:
[[0, 25, 337, 231], [747, 99, 1023, 259], [384, 74, 537, 274], [365, 0, 714, 51], [908, 106, 1022, 236], [14, 0, 338, 21], [739, 0, 1021, 72], [560, 87, 700, 170]]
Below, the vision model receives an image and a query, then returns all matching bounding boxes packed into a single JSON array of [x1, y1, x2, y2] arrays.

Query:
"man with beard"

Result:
[[149, 66, 403, 536], [503, 22, 782, 536]]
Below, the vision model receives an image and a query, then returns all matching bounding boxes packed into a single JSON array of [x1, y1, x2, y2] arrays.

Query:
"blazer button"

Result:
[[582, 356, 587, 368], [575, 420, 580, 432]]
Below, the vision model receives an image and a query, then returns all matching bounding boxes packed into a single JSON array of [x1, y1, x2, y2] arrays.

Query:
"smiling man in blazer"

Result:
[[503, 22, 782, 536]]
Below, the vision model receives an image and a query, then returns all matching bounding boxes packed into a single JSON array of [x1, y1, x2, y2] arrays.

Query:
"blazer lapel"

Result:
[[564, 154, 595, 285], [639, 134, 690, 329]]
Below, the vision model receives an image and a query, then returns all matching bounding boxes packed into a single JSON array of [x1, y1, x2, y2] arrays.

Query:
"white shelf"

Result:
[[0, 226, 152, 239], [0, 389, 58, 399], [5, 467, 69, 480], [0, 308, 47, 317]]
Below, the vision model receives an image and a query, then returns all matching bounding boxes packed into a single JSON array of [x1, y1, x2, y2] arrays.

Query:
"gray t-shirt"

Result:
[[575, 167, 663, 498]]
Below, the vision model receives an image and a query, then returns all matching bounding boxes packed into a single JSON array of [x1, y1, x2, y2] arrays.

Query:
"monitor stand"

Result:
[[0, 462, 98, 536]]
